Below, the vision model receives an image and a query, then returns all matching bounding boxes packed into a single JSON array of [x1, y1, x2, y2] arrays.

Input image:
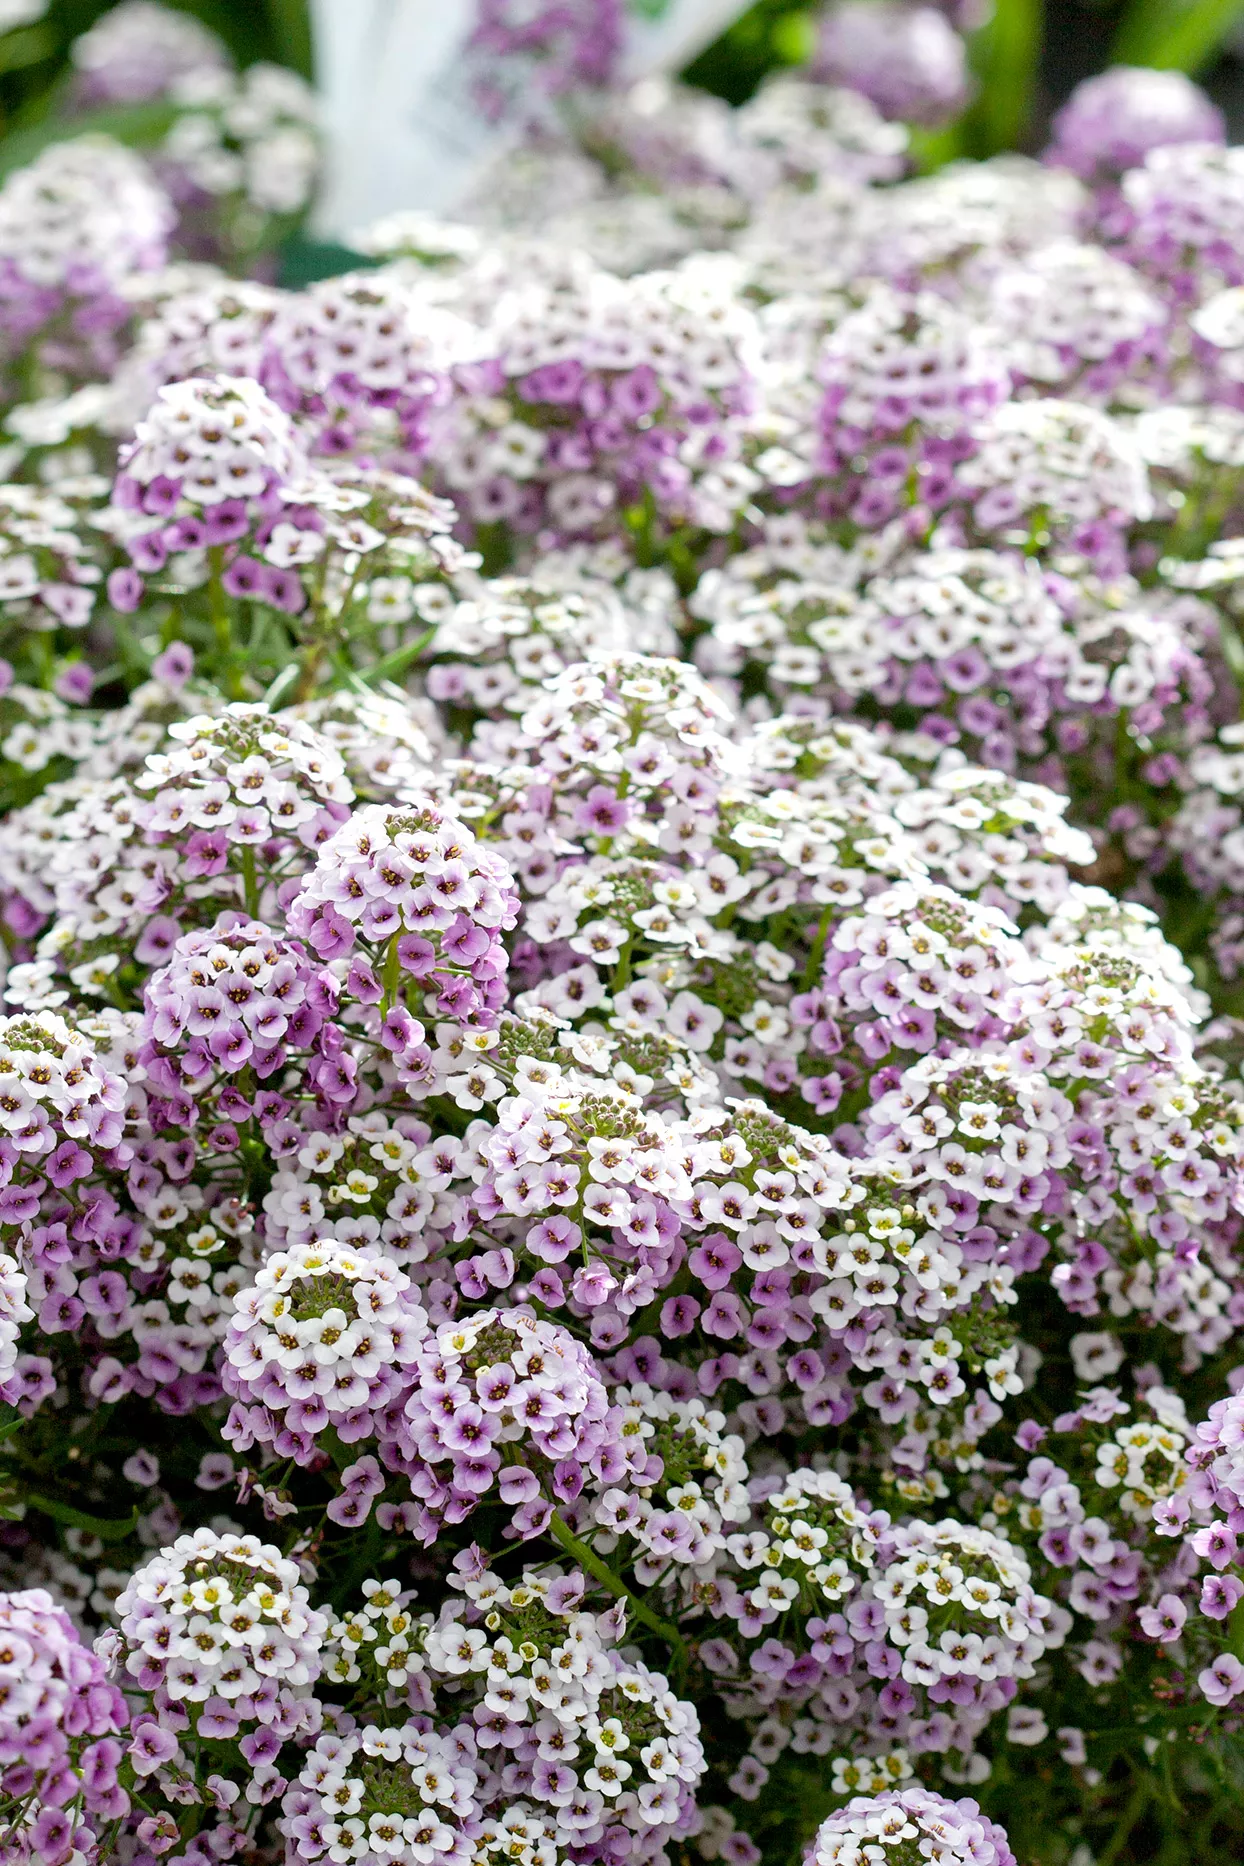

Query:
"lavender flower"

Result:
[[382, 1308, 642, 1541], [69, 1, 230, 107], [812, 3, 973, 128], [1046, 68, 1224, 186], [468, 0, 625, 122], [286, 797, 518, 1062]]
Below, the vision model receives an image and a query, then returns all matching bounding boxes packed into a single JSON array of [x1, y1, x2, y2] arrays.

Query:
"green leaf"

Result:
[[26, 1494, 139, 1542], [0, 23, 54, 78], [1114, 0, 1244, 71], [264, 0, 314, 80], [0, 99, 180, 181], [278, 234, 374, 289], [770, 9, 818, 65], [350, 625, 438, 690], [263, 661, 302, 709], [965, 0, 1043, 156], [907, 120, 968, 174]]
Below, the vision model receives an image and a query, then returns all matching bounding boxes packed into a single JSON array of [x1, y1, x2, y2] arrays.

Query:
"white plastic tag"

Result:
[[310, 0, 751, 238]]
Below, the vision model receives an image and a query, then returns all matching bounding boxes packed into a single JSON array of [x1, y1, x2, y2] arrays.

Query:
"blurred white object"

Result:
[[310, 0, 747, 238], [0, 0, 47, 28]]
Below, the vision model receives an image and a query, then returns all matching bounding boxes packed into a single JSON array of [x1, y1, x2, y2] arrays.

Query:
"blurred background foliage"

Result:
[[3, 0, 1244, 185], [4, 0, 1244, 153], [684, 0, 1244, 148]]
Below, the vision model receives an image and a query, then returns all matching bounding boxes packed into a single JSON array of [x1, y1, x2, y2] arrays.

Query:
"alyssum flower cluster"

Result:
[[1, 6, 1244, 1866]]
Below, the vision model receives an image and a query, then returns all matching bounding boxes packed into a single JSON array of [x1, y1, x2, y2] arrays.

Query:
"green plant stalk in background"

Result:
[[963, 0, 1044, 154], [1114, 0, 1244, 73]]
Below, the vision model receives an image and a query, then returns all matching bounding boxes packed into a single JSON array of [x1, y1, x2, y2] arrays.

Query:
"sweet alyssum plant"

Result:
[[2, 7, 1244, 1866]]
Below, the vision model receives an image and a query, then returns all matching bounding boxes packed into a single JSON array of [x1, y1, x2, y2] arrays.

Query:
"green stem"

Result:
[[293, 639, 326, 705], [1097, 1777, 1152, 1866], [547, 1511, 687, 1663], [609, 936, 636, 997], [32, 634, 52, 689], [240, 847, 260, 918], [381, 931, 401, 1015], [803, 900, 835, 987], [963, 0, 1042, 156], [1226, 1593, 1244, 1660], [1215, 612, 1244, 699], [207, 548, 243, 700]]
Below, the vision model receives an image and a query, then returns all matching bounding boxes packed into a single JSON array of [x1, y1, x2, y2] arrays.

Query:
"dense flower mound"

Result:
[[0, 702, 355, 998], [432, 257, 760, 540], [262, 271, 476, 460], [6, 17, 1244, 1866], [0, 1006, 127, 1160], [108, 277, 287, 432], [67, 3, 319, 266], [222, 1239, 430, 1464], [141, 914, 338, 1082], [286, 795, 520, 1072], [809, 1787, 1016, 1866], [108, 1526, 327, 1816], [0, 1587, 129, 1864], [983, 239, 1167, 402], [382, 1307, 640, 1540], [70, 1, 232, 105], [283, 1720, 485, 1866], [416, 1561, 708, 1850], [813, 289, 1011, 523], [116, 371, 305, 531], [0, 134, 173, 381]]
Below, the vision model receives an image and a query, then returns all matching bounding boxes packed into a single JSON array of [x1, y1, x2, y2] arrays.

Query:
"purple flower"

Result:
[[151, 640, 194, 687], [813, 2, 972, 127], [1046, 66, 1224, 183], [107, 565, 145, 611], [1137, 1594, 1187, 1642], [1200, 1652, 1244, 1707]]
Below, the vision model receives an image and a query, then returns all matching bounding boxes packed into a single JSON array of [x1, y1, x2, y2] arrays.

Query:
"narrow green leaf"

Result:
[[967, 0, 1043, 155], [770, 9, 818, 65], [344, 625, 438, 692], [0, 99, 180, 181], [264, 0, 314, 80], [0, 23, 54, 78], [263, 661, 302, 709], [27, 1494, 139, 1542], [1114, 0, 1244, 71], [907, 120, 967, 174]]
